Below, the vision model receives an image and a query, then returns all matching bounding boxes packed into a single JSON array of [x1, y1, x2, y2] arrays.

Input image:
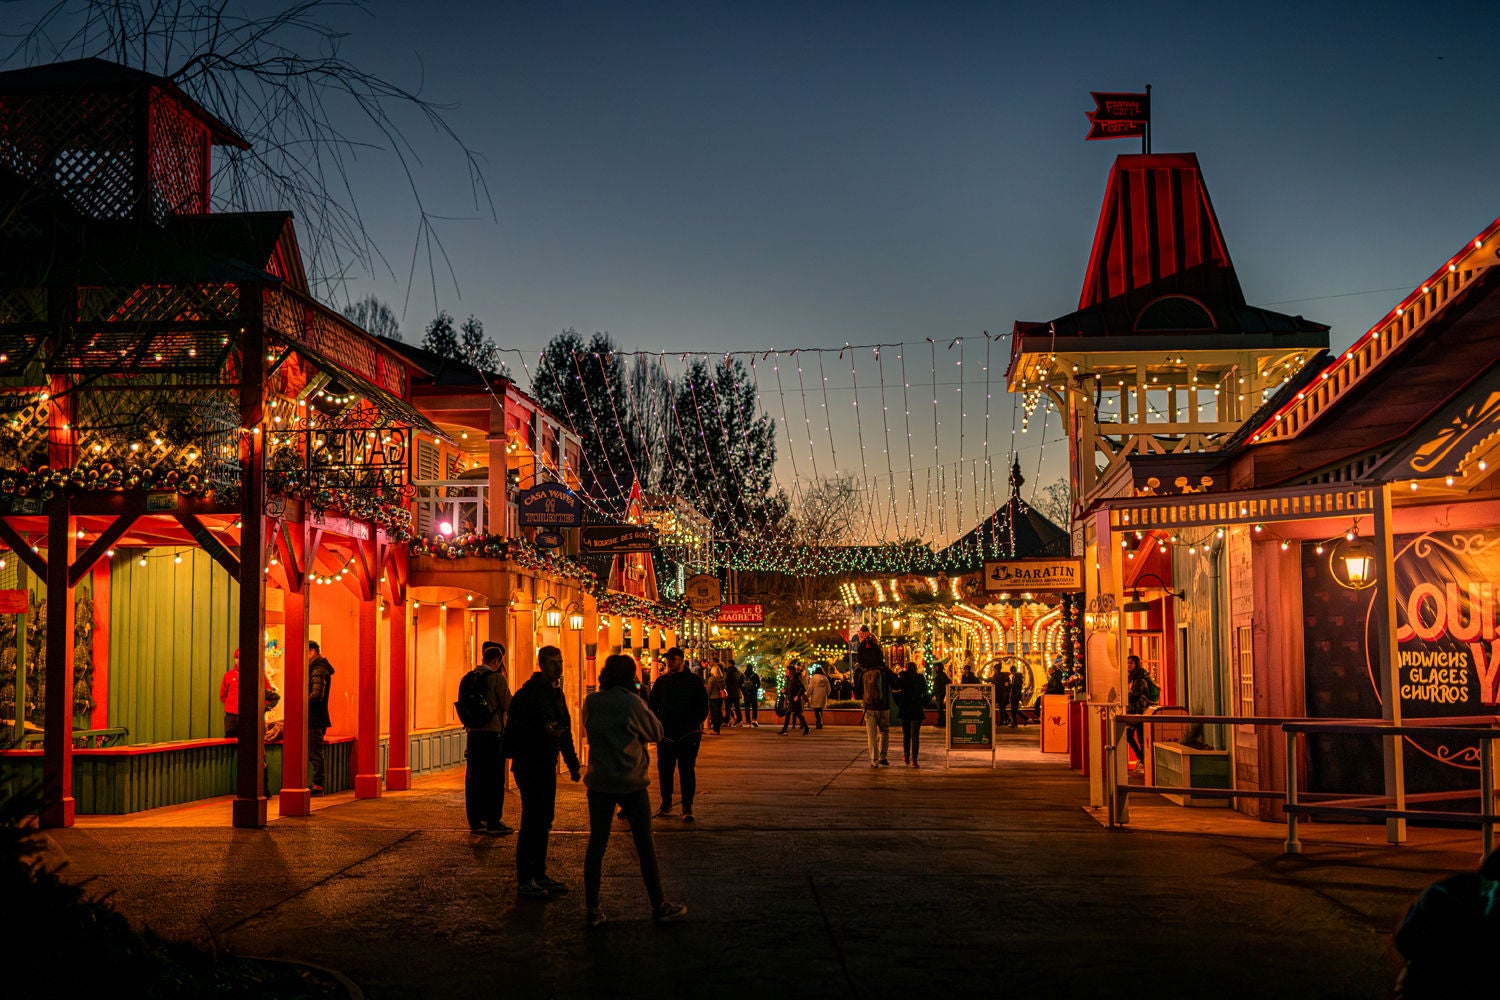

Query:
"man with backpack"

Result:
[[853, 628, 900, 767], [458, 641, 512, 836]]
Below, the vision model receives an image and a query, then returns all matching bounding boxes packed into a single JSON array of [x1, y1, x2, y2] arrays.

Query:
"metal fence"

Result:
[[1106, 710, 1500, 857]]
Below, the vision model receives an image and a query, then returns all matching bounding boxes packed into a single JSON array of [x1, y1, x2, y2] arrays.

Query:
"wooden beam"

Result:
[[175, 512, 242, 582], [0, 516, 47, 578], [68, 513, 139, 587]]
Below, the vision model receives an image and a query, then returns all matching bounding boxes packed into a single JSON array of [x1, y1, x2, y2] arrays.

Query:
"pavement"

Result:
[[38, 722, 1489, 999]]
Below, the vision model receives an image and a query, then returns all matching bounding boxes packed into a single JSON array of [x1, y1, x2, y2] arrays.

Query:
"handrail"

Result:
[[1107, 711, 1500, 857], [413, 479, 490, 537]]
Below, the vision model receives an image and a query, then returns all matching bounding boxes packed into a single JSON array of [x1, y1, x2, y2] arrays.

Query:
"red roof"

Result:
[[1078, 153, 1238, 311]]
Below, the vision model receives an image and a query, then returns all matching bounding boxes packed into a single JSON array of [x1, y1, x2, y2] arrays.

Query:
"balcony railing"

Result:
[[414, 479, 490, 537]]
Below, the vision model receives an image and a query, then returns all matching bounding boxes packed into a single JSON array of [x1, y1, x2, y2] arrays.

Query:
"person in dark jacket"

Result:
[[740, 665, 762, 728], [930, 661, 951, 728], [779, 663, 810, 735], [307, 641, 335, 795], [463, 641, 512, 835], [648, 647, 708, 821], [504, 645, 580, 898], [724, 659, 743, 727], [1393, 848, 1500, 998], [853, 656, 901, 767], [896, 662, 928, 766]]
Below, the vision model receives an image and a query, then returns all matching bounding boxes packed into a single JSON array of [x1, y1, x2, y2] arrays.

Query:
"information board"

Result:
[[946, 684, 997, 768]]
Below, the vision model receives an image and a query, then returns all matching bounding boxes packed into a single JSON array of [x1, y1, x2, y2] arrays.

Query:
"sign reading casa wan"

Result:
[[517, 483, 583, 527], [580, 524, 657, 554], [717, 604, 764, 625], [983, 558, 1083, 593]]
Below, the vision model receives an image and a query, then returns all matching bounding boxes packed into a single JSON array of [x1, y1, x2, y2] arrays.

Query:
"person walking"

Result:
[[779, 663, 810, 735], [724, 658, 743, 727], [994, 668, 1012, 727], [503, 645, 581, 898], [460, 641, 512, 836], [706, 658, 727, 735], [581, 654, 688, 927], [896, 661, 928, 766], [1125, 654, 1150, 769], [1010, 666, 1026, 726], [931, 661, 951, 729], [854, 647, 900, 767], [740, 664, 762, 728], [807, 665, 832, 729], [306, 641, 335, 796], [648, 647, 708, 822]]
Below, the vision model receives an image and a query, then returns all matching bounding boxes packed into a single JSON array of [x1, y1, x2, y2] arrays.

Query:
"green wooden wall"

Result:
[[108, 547, 239, 745]]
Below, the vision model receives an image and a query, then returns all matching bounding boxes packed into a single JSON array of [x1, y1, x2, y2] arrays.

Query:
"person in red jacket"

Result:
[[218, 648, 277, 738]]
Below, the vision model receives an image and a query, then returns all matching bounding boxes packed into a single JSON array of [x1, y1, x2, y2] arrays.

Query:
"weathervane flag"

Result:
[[1086, 89, 1150, 143]]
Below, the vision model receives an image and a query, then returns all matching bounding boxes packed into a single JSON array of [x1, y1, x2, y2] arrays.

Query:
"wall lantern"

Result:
[[545, 608, 563, 629], [568, 612, 585, 631], [1343, 537, 1374, 587]]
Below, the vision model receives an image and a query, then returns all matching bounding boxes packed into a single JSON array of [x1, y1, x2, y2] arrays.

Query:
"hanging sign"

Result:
[[685, 573, 721, 613], [534, 530, 565, 549], [983, 558, 1083, 593], [580, 524, 657, 555], [717, 603, 764, 625], [1085, 90, 1150, 140], [0, 589, 28, 614], [517, 483, 583, 527]]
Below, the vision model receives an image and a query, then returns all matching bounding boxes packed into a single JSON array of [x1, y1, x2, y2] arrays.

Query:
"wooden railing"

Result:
[[414, 480, 490, 537]]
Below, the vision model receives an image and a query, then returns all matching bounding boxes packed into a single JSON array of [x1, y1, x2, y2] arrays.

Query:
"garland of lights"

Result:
[[0, 460, 226, 500], [593, 589, 710, 630], [268, 472, 413, 541], [407, 532, 598, 587]]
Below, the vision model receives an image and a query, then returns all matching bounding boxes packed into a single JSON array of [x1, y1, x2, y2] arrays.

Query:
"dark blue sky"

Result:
[[340, 1, 1500, 360]]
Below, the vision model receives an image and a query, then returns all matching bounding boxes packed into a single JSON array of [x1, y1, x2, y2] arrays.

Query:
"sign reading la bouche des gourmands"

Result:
[[983, 558, 1082, 593], [580, 524, 657, 554]]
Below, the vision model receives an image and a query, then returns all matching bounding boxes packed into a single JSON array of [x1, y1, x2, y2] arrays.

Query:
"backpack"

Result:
[[455, 669, 495, 728], [861, 668, 888, 709], [1145, 678, 1162, 705]]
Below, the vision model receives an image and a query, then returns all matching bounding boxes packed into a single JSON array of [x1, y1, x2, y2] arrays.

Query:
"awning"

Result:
[[283, 341, 447, 441]]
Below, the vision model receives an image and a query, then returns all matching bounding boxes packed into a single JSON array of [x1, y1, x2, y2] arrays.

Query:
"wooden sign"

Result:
[[518, 483, 583, 527], [580, 524, 657, 555], [717, 603, 764, 625], [983, 558, 1083, 593], [684, 573, 721, 613]]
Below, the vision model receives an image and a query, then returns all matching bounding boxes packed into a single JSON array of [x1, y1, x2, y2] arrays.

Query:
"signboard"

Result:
[[684, 573, 721, 613], [534, 530, 564, 549], [580, 524, 657, 555], [1085, 90, 1149, 140], [0, 589, 28, 614], [983, 558, 1083, 593], [146, 492, 180, 512], [946, 684, 996, 767], [517, 483, 583, 527], [717, 603, 764, 625]]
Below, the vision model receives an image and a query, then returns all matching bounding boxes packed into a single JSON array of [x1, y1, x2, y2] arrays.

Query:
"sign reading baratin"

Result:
[[717, 604, 764, 625], [983, 558, 1082, 593], [580, 524, 657, 554]]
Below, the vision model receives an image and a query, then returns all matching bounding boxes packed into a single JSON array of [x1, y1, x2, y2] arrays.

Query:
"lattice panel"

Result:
[[148, 96, 210, 219], [0, 92, 139, 221], [0, 392, 50, 467], [73, 387, 240, 486], [263, 287, 408, 397], [0, 289, 45, 324], [78, 284, 239, 324]]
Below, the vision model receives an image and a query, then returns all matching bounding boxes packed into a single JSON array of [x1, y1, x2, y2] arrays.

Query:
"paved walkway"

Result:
[[42, 724, 1485, 999]]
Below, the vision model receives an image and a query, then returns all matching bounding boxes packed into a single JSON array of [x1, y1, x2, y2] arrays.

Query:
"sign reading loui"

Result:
[[983, 558, 1082, 593]]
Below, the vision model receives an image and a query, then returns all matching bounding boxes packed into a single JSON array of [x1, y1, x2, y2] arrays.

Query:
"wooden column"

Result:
[[40, 504, 76, 828], [278, 583, 310, 815], [354, 590, 382, 798], [1373, 483, 1407, 843], [233, 286, 268, 829], [385, 545, 411, 790]]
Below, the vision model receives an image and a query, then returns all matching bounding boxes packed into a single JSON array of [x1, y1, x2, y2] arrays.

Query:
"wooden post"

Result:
[[1372, 482, 1407, 843], [385, 545, 411, 791], [354, 590, 381, 798], [40, 503, 76, 828], [278, 580, 310, 815], [233, 284, 268, 829]]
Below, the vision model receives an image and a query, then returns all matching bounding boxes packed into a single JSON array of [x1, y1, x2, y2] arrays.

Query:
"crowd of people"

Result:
[[454, 628, 1060, 926]]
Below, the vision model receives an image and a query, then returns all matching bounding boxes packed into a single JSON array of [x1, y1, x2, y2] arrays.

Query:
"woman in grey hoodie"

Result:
[[581, 655, 687, 927]]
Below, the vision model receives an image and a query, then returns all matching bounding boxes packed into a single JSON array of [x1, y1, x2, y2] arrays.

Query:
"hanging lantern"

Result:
[[1343, 537, 1373, 586]]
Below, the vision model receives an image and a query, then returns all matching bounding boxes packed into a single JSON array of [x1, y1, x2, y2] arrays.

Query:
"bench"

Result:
[[19, 727, 129, 749]]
